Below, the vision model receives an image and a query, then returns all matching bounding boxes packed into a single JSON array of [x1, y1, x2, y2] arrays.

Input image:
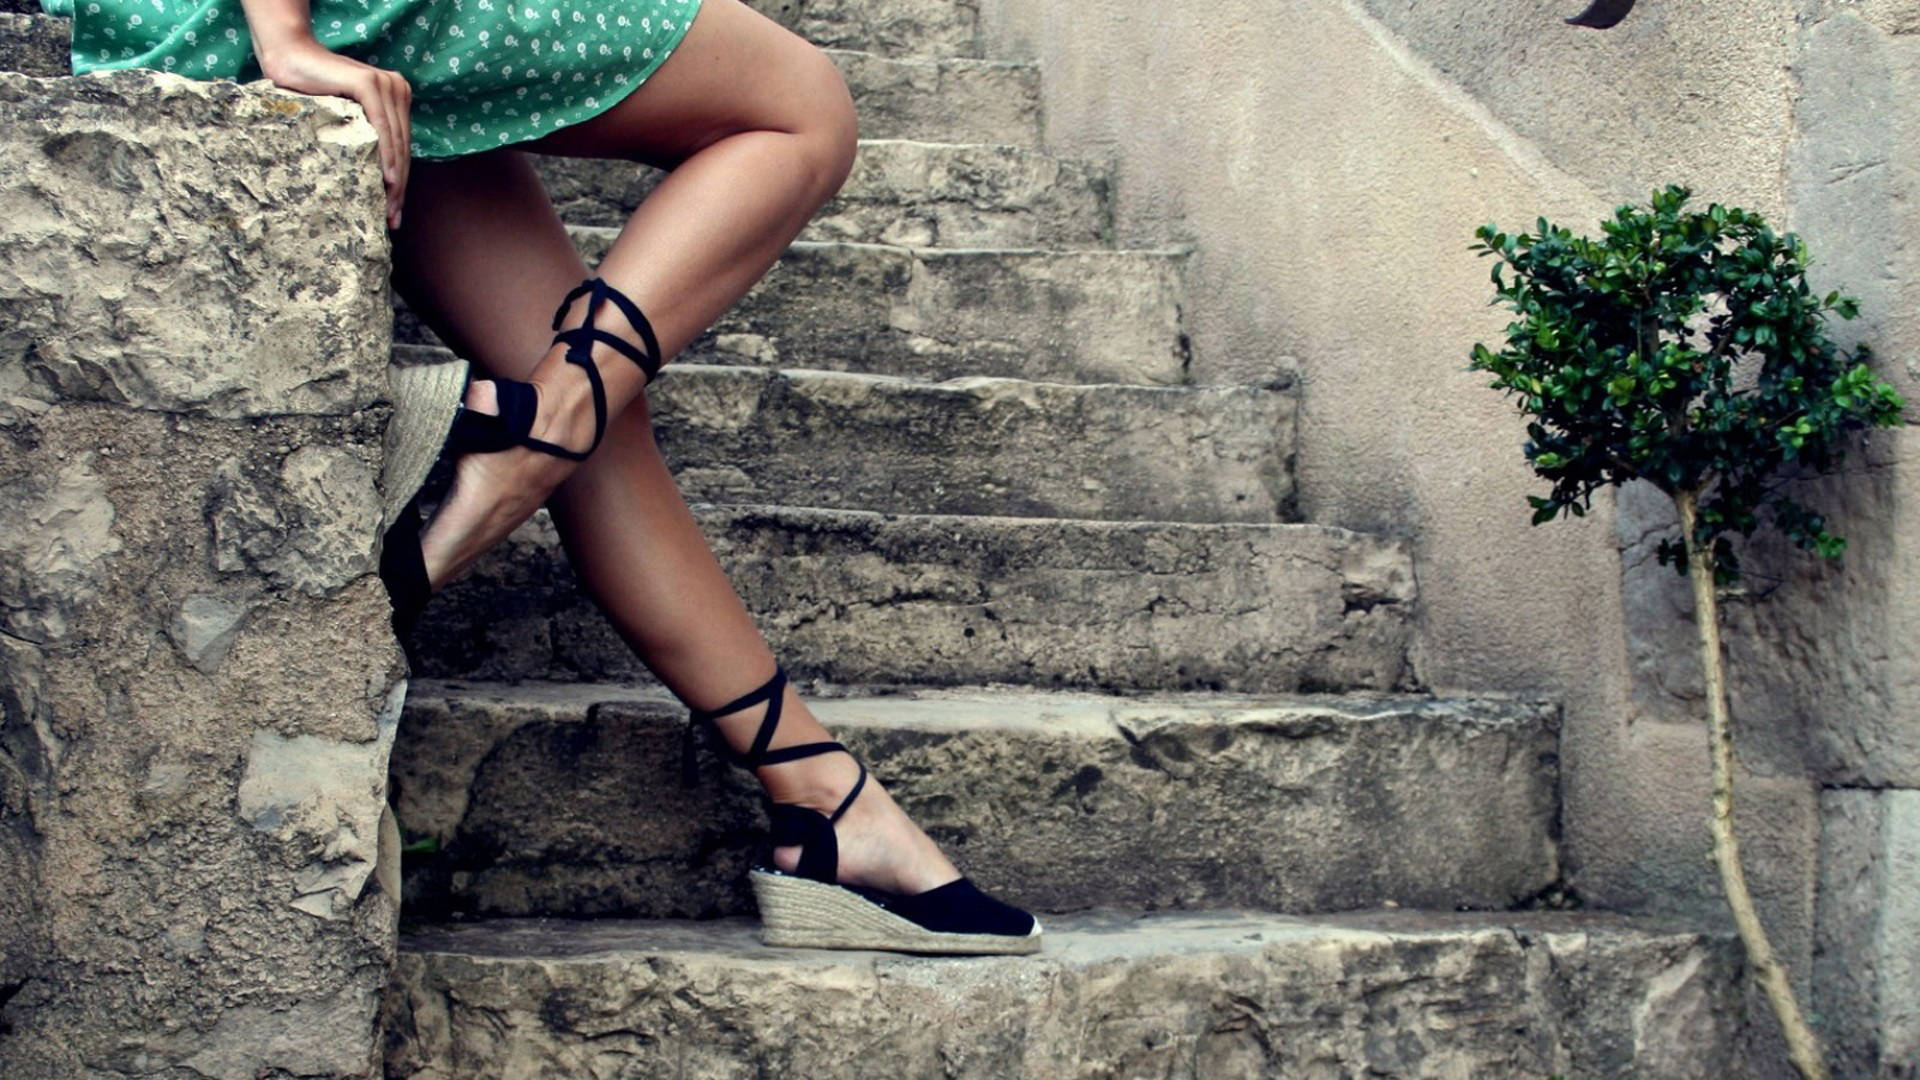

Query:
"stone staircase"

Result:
[[2, 3, 1752, 1075]]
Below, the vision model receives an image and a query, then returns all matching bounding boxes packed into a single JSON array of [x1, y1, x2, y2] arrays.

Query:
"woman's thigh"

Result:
[[519, 0, 856, 168], [392, 151, 587, 378]]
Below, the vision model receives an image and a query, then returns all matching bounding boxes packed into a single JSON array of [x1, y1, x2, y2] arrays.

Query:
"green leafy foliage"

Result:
[[1469, 186, 1904, 582]]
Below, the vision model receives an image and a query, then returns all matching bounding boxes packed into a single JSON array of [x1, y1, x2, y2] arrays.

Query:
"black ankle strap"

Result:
[[683, 667, 852, 779], [682, 666, 868, 885], [438, 280, 663, 466], [552, 276, 664, 395], [681, 667, 859, 772], [444, 378, 594, 462]]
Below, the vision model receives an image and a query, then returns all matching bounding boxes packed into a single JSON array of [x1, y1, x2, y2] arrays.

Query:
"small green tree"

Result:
[[1469, 186, 1905, 1080]]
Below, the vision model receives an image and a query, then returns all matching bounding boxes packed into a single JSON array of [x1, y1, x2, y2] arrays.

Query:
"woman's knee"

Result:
[[794, 48, 858, 203]]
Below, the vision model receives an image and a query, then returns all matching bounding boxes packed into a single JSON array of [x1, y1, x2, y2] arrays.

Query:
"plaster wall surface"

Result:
[[977, 0, 1915, 1067], [1818, 789, 1920, 1077], [978, 0, 1690, 915]]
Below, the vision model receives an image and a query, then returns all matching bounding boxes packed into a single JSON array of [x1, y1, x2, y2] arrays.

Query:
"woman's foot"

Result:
[[691, 671, 1038, 952], [411, 277, 663, 593], [416, 351, 614, 588], [762, 751, 960, 896]]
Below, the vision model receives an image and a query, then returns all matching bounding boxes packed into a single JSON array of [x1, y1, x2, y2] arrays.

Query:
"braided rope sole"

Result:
[[751, 871, 1043, 955]]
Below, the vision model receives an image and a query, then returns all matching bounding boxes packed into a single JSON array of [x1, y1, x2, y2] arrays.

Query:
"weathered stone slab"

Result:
[[0, 70, 391, 420], [648, 363, 1293, 521], [539, 139, 1111, 248], [399, 238, 1187, 384], [826, 49, 1039, 145], [747, 0, 982, 58], [408, 506, 1417, 692], [0, 72, 403, 1080], [395, 346, 1293, 521], [387, 911, 1747, 1079], [391, 681, 1558, 919], [1816, 788, 1920, 1079], [586, 234, 1186, 383], [0, 12, 68, 77], [0, 407, 406, 1080]]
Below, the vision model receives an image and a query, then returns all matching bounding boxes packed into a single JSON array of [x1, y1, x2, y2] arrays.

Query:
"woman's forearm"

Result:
[[237, 0, 315, 70]]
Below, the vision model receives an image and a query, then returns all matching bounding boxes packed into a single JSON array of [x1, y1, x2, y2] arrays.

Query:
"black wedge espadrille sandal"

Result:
[[686, 668, 1043, 955], [379, 277, 663, 637]]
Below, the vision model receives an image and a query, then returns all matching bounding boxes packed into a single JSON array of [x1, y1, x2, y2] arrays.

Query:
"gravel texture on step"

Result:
[[538, 140, 1111, 248], [746, 0, 982, 59], [386, 910, 1748, 1079], [405, 506, 1417, 692], [396, 239, 1189, 384], [393, 345, 1294, 521], [391, 681, 1559, 919]]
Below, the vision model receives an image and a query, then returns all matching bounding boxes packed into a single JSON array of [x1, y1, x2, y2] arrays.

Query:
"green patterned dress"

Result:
[[43, 0, 702, 158]]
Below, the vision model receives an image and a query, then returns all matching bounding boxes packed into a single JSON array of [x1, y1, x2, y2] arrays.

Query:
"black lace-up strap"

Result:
[[785, 768, 865, 883], [682, 666, 867, 884], [682, 668, 850, 782], [548, 277, 663, 459], [442, 378, 591, 462]]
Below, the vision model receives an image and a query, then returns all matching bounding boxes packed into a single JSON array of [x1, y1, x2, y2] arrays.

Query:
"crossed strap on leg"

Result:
[[547, 277, 664, 456], [443, 277, 665, 463], [684, 667, 868, 885]]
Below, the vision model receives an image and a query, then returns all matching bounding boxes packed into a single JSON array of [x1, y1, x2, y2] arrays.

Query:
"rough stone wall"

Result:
[[976, 0, 1918, 1073], [0, 71, 404, 1078]]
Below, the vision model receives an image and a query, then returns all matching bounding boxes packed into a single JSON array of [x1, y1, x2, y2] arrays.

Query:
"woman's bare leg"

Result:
[[403, 0, 859, 592], [390, 113, 959, 895]]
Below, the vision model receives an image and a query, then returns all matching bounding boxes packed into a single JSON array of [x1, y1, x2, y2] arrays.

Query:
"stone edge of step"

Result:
[[389, 341, 1293, 394], [822, 46, 1038, 75], [401, 677, 1559, 735], [394, 907, 1728, 966], [562, 225, 1192, 262], [460, 501, 1410, 562]]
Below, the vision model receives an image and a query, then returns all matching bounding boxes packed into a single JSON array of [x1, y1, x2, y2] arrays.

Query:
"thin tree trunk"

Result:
[[1674, 489, 1830, 1080]]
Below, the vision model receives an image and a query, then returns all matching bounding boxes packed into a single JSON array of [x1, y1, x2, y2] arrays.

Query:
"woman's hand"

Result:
[[255, 35, 412, 229]]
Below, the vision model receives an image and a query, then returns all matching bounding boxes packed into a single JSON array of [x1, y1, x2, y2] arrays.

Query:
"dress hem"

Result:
[[411, 0, 702, 161]]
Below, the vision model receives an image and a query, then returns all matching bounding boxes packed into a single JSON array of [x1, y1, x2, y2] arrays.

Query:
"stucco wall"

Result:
[[978, 0, 1916, 1070]]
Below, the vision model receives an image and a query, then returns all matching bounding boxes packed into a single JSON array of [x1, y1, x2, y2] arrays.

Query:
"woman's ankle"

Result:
[[756, 751, 865, 813], [524, 347, 607, 456]]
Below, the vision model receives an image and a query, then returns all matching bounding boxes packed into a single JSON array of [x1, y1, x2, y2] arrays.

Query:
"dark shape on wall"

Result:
[[1566, 0, 1636, 28]]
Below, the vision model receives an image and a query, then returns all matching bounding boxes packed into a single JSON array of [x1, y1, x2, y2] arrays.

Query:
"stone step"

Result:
[[397, 238, 1189, 385], [746, 0, 982, 59], [539, 140, 1110, 248], [824, 49, 1039, 147], [391, 681, 1559, 920], [395, 344, 1294, 522], [386, 911, 1747, 1078], [406, 506, 1417, 692]]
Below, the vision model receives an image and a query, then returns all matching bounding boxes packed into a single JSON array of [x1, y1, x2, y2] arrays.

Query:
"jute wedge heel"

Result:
[[686, 668, 1042, 955], [752, 870, 1042, 955]]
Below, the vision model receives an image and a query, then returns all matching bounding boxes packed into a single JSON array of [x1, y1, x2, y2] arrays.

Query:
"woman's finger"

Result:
[[354, 78, 399, 214], [255, 39, 411, 228], [369, 73, 401, 188], [384, 74, 412, 226]]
